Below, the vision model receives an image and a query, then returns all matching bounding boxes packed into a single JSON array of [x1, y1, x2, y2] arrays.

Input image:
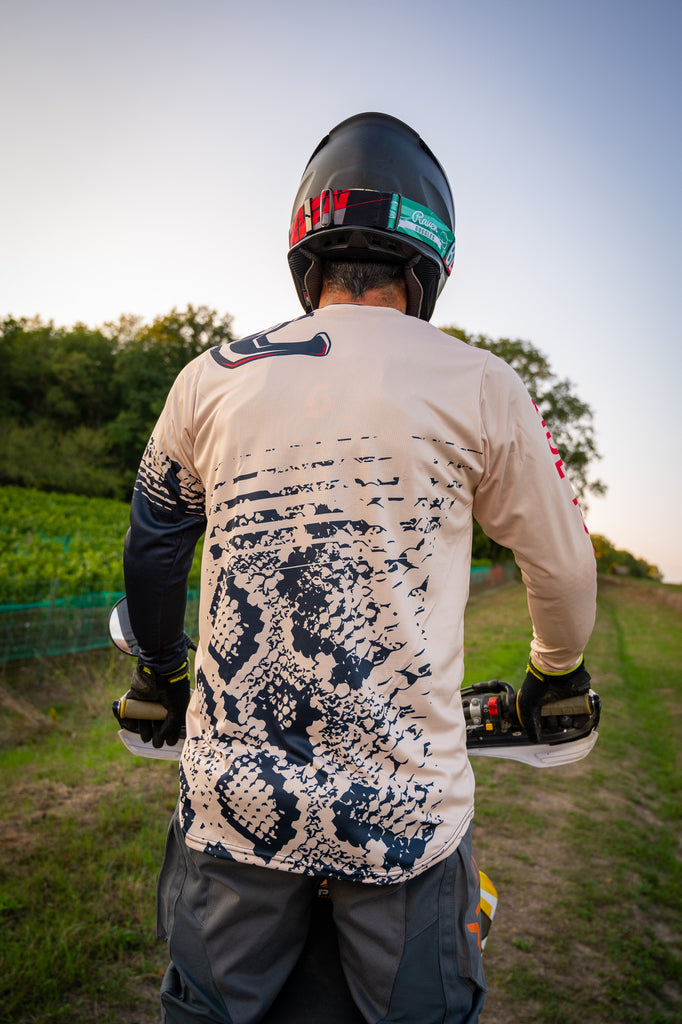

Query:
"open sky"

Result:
[[2, 0, 681, 581]]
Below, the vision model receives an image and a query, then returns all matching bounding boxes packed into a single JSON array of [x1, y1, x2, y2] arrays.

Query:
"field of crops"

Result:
[[0, 486, 202, 605], [1, 486, 130, 604]]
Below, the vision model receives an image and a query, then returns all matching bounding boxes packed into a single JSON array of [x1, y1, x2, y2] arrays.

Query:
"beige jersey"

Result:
[[130, 304, 596, 882]]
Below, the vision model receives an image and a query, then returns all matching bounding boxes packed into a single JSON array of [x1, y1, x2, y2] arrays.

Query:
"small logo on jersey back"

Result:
[[212, 328, 331, 369]]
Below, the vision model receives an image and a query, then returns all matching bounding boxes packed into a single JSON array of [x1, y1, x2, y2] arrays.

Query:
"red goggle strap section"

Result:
[[289, 189, 455, 275]]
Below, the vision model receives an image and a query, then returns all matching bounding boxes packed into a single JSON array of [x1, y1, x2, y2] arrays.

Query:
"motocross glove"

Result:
[[516, 658, 591, 743], [122, 659, 191, 748]]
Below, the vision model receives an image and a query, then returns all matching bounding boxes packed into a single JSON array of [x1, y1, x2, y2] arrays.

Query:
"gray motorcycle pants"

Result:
[[157, 809, 485, 1024]]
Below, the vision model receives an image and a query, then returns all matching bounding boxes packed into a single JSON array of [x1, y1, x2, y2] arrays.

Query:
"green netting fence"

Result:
[[0, 590, 201, 663], [0, 565, 516, 663], [469, 563, 517, 590]]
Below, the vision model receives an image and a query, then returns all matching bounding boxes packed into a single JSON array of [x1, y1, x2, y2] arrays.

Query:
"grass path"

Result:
[[470, 578, 681, 1024], [0, 578, 680, 1023]]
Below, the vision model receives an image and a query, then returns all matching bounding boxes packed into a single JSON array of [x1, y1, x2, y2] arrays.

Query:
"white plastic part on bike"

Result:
[[118, 728, 598, 766], [118, 729, 184, 760], [468, 730, 598, 767]]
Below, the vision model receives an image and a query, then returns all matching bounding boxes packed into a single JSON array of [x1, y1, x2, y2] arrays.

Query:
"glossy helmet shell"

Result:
[[288, 112, 455, 321]]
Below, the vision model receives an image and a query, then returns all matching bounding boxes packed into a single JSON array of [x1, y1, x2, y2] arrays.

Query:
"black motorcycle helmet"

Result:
[[288, 112, 455, 321]]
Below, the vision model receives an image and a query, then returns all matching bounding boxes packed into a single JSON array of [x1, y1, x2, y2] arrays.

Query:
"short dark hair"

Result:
[[321, 260, 405, 300]]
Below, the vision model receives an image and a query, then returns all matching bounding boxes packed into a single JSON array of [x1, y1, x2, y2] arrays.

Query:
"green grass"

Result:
[[0, 650, 178, 1024], [466, 578, 682, 1023], [0, 578, 680, 1023]]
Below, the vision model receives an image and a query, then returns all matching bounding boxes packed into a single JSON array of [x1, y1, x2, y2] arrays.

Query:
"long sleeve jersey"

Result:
[[124, 304, 596, 883]]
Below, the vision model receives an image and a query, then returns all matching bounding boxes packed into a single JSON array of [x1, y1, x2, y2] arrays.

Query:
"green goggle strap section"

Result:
[[292, 189, 455, 275], [388, 194, 456, 274]]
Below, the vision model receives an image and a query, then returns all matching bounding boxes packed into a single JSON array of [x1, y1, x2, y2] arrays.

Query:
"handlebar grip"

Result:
[[540, 693, 593, 717], [117, 697, 167, 720]]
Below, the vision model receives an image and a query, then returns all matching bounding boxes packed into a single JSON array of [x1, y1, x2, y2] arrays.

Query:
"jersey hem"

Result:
[[181, 804, 475, 884]]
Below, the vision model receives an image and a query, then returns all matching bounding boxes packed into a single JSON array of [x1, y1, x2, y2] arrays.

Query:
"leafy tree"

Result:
[[591, 534, 662, 581], [440, 327, 605, 504], [45, 326, 119, 430], [0, 317, 58, 423], [0, 318, 121, 497], [0, 306, 235, 500], [1, 421, 122, 499], [439, 327, 606, 562], [107, 305, 235, 488], [0, 317, 118, 429]]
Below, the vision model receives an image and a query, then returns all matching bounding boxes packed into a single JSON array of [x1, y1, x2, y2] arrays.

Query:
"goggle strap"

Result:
[[290, 189, 455, 275]]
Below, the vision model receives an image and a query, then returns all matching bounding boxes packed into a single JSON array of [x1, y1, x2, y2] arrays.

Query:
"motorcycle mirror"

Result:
[[108, 596, 142, 658]]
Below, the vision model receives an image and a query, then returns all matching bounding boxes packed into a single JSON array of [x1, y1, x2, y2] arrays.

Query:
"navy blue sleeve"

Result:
[[123, 457, 206, 672]]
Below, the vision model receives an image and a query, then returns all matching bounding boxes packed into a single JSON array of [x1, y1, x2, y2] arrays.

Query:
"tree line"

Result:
[[1, 305, 660, 578], [590, 534, 661, 581], [0, 305, 235, 501]]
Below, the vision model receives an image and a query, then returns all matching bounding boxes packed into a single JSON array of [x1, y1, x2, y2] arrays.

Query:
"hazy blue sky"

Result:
[[2, 0, 681, 580]]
